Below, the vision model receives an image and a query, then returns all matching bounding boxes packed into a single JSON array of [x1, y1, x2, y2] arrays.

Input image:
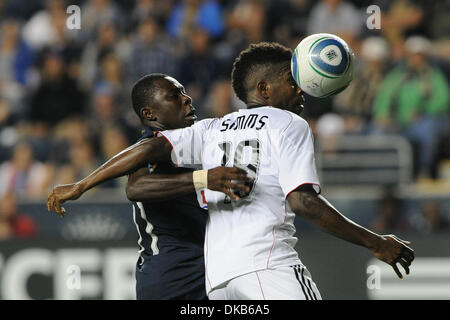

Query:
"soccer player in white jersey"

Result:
[[159, 107, 322, 299], [47, 42, 414, 300]]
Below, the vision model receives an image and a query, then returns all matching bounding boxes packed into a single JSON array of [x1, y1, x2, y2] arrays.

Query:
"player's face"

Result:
[[152, 76, 197, 129], [269, 63, 305, 115]]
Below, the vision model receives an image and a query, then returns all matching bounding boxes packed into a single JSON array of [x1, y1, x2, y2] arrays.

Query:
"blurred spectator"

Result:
[[314, 113, 345, 154], [0, 0, 8, 21], [334, 37, 390, 133], [24, 0, 84, 80], [100, 126, 129, 188], [316, 113, 345, 140], [29, 50, 86, 128], [177, 27, 220, 109], [301, 94, 334, 123], [129, 17, 177, 81], [0, 141, 51, 198], [202, 79, 243, 118], [50, 119, 98, 185], [98, 53, 129, 110], [167, 0, 225, 39], [53, 164, 78, 185], [266, 0, 314, 47], [80, 22, 130, 90], [100, 127, 128, 160], [81, 0, 122, 41], [88, 83, 137, 143], [307, 0, 363, 49], [372, 36, 449, 179], [0, 96, 18, 144], [409, 201, 449, 234], [227, 0, 266, 44], [0, 19, 34, 112], [22, 0, 73, 50], [214, 0, 267, 78], [67, 135, 122, 188], [369, 0, 424, 62], [69, 140, 100, 181], [0, 192, 37, 239], [377, 0, 424, 40], [0, 0, 41, 21], [426, 0, 450, 40], [371, 189, 409, 233], [0, 97, 20, 164], [0, 97, 13, 129], [49, 117, 96, 164], [0, 19, 34, 86], [90, 83, 116, 125], [129, 0, 173, 32]]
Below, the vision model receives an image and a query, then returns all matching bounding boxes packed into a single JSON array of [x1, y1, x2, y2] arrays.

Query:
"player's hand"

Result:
[[371, 234, 415, 279], [46, 183, 83, 218], [208, 167, 253, 201]]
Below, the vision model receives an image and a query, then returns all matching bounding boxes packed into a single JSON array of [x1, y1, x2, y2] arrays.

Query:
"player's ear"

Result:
[[141, 107, 157, 121], [257, 81, 270, 100]]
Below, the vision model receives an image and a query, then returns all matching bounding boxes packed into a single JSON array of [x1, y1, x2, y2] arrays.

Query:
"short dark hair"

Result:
[[231, 42, 292, 103], [131, 73, 167, 118]]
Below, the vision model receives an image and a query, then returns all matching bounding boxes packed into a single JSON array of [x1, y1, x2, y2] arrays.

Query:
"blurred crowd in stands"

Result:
[[0, 0, 448, 237]]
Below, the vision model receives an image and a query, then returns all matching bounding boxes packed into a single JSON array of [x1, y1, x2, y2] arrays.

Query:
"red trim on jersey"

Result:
[[266, 228, 276, 269], [255, 272, 266, 300], [155, 131, 178, 168], [281, 110, 294, 134], [207, 118, 219, 129], [283, 201, 288, 223], [205, 223, 213, 291], [286, 182, 321, 200], [268, 202, 289, 269], [266, 203, 290, 269], [200, 189, 207, 205]]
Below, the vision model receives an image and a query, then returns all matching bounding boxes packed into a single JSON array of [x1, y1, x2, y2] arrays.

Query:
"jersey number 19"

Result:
[[218, 139, 260, 203]]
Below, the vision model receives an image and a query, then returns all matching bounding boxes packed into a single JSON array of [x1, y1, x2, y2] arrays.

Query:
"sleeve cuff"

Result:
[[285, 182, 321, 200], [155, 131, 178, 168]]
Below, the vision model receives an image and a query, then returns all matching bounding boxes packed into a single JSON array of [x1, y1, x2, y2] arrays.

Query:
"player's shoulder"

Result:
[[137, 127, 155, 142], [205, 107, 310, 134], [256, 107, 310, 133], [194, 118, 219, 130]]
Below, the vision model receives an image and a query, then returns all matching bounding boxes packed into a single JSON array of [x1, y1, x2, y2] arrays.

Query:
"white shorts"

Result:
[[208, 265, 322, 300]]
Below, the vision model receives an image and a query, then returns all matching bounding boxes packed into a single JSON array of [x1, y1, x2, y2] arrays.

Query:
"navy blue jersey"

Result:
[[132, 127, 208, 300]]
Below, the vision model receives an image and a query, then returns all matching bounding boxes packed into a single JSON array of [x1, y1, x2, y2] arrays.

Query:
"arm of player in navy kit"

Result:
[[47, 137, 172, 217], [126, 166, 252, 202], [126, 167, 194, 202], [47, 136, 252, 216], [287, 184, 415, 279]]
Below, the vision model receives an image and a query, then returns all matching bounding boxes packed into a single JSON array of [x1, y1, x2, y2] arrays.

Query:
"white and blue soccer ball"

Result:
[[291, 33, 354, 98]]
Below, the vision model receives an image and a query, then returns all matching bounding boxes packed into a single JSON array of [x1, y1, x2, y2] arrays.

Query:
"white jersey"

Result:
[[159, 107, 321, 292]]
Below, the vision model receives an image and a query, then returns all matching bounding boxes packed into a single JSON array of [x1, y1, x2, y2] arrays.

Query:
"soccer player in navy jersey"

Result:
[[48, 73, 250, 300], [127, 73, 209, 300]]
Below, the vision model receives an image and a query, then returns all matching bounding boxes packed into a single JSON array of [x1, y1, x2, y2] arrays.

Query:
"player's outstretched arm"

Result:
[[287, 185, 414, 279], [47, 137, 172, 217], [126, 166, 253, 202]]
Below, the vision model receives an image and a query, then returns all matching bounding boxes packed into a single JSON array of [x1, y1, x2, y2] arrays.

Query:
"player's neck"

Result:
[[246, 103, 267, 109], [143, 119, 166, 131], [246, 90, 269, 109]]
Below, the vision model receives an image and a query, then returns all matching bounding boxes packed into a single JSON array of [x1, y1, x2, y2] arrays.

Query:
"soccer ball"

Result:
[[291, 33, 354, 98]]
